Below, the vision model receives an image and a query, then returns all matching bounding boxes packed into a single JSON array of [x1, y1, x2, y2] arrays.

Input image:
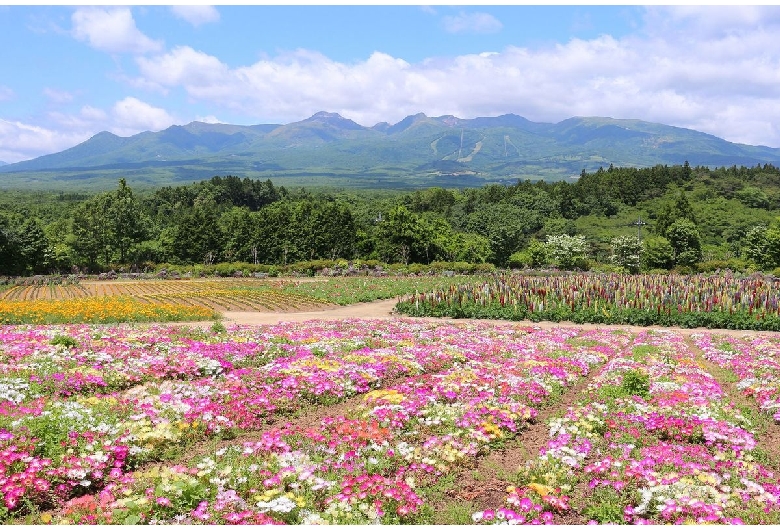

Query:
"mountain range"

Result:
[[2, 111, 780, 190]]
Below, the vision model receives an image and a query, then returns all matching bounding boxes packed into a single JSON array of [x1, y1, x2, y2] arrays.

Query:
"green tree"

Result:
[[464, 203, 530, 265], [379, 205, 419, 264], [0, 217, 20, 275], [742, 225, 772, 268], [655, 190, 697, 235], [736, 186, 771, 209], [70, 193, 112, 270], [311, 201, 356, 260], [107, 179, 146, 263], [219, 206, 255, 263], [442, 231, 493, 263], [642, 236, 674, 270], [665, 218, 702, 267], [172, 206, 223, 265], [16, 218, 51, 274]]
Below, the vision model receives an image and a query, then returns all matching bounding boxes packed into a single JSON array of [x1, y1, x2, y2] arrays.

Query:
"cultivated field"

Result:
[[0, 279, 332, 313], [2, 318, 780, 524], [2, 274, 780, 524]]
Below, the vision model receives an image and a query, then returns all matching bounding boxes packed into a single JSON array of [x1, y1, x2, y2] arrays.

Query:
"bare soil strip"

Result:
[[436, 356, 601, 524], [179, 298, 780, 340]]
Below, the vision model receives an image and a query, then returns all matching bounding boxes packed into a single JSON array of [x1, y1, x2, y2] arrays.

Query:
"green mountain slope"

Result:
[[2, 112, 779, 190]]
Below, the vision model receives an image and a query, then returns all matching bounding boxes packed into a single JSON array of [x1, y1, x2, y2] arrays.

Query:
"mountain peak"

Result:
[[2, 112, 779, 187], [308, 111, 344, 120], [298, 111, 365, 131]]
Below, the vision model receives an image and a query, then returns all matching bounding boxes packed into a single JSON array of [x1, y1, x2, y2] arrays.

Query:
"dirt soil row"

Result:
[[180, 298, 780, 340]]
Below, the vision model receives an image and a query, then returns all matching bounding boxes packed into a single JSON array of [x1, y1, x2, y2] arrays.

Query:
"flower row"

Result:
[[29, 324, 624, 524], [694, 333, 780, 422], [475, 329, 780, 525]]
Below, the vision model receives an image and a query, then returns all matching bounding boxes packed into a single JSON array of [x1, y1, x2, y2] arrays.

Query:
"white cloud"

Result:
[[43, 88, 74, 104], [443, 11, 503, 34], [0, 118, 91, 163], [196, 115, 223, 124], [170, 5, 220, 27], [71, 7, 163, 54], [110, 97, 176, 135], [124, 6, 780, 148], [0, 86, 13, 101], [135, 46, 229, 89], [0, 98, 175, 162]]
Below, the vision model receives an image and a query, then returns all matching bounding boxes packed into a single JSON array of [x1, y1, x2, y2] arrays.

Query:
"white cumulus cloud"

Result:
[[196, 115, 223, 124], [170, 5, 220, 27], [125, 6, 780, 148], [110, 97, 176, 135], [0, 97, 178, 162], [71, 7, 163, 54], [0, 118, 91, 163], [443, 11, 503, 34]]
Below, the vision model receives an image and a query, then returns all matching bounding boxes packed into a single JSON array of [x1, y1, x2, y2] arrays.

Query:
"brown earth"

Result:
[[181, 298, 780, 340]]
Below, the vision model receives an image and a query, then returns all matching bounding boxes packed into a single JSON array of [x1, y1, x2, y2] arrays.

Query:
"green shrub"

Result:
[[50, 334, 79, 349], [507, 251, 531, 269]]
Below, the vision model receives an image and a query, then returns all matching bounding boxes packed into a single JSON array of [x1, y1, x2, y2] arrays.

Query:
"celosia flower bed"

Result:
[[2, 320, 779, 524], [474, 329, 780, 525], [397, 273, 780, 330]]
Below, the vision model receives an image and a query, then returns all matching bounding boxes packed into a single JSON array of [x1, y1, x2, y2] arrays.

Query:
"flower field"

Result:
[[397, 273, 780, 330], [0, 279, 330, 310], [0, 280, 334, 324], [0, 297, 217, 325], [2, 318, 780, 524], [0, 276, 487, 325]]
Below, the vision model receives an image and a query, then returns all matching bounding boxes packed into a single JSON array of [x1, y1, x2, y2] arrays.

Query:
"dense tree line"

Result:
[[2, 163, 780, 275]]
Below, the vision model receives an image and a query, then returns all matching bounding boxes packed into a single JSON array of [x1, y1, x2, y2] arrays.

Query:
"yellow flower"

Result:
[[40, 513, 52, 524], [527, 483, 553, 497]]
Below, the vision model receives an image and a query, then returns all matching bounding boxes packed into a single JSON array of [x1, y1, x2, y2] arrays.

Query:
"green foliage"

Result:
[[507, 250, 531, 269], [3, 163, 780, 275], [642, 236, 674, 271], [49, 334, 79, 349], [621, 369, 651, 398], [666, 218, 702, 267], [527, 239, 550, 268], [210, 321, 227, 334]]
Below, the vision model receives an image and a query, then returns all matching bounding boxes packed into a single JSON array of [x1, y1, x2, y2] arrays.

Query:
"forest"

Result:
[[2, 162, 780, 276]]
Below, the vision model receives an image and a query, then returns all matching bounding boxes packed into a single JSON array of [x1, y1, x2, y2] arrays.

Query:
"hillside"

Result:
[[2, 112, 780, 190]]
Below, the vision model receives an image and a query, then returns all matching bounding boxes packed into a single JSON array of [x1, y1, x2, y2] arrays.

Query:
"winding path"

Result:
[[187, 298, 779, 339]]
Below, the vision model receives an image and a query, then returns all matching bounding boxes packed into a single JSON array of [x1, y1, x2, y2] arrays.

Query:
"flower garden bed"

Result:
[[396, 273, 780, 330], [2, 320, 779, 524], [472, 329, 780, 524]]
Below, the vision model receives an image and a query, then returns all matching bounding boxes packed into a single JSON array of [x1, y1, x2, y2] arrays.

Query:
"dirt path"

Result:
[[219, 299, 400, 325], [438, 348, 606, 524], [180, 298, 780, 340]]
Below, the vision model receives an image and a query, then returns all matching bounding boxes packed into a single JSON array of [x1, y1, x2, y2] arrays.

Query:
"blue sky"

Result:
[[1, 4, 780, 163]]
